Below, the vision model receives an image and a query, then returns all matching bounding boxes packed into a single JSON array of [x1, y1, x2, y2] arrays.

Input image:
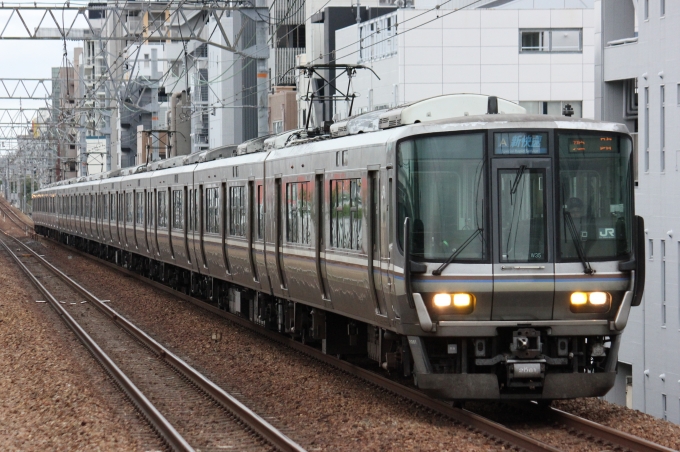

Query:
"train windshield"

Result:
[[397, 133, 486, 261], [557, 132, 633, 260]]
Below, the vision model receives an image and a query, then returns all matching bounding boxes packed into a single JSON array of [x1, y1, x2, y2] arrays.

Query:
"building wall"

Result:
[[599, 0, 680, 424], [335, 7, 595, 119]]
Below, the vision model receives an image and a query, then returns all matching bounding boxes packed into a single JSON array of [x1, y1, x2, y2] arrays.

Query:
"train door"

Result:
[[247, 180, 259, 283], [491, 158, 555, 320], [369, 169, 387, 315], [199, 185, 208, 269], [275, 177, 287, 290], [315, 173, 330, 301], [221, 182, 231, 276]]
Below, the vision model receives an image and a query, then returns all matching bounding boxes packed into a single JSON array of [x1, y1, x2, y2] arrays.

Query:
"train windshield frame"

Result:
[[397, 132, 487, 262], [556, 131, 633, 262]]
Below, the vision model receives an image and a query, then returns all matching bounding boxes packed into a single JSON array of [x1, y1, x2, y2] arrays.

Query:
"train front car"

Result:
[[395, 116, 643, 400]]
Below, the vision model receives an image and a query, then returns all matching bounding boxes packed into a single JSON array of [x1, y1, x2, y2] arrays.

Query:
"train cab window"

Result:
[[158, 190, 168, 228], [172, 189, 184, 230], [330, 179, 362, 250], [499, 169, 547, 263], [229, 186, 246, 236], [136, 192, 144, 225], [397, 132, 486, 261], [126, 192, 133, 224], [557, 133, 633, 260], [206, 187, 220, 234], [286, 182, 311, 244]]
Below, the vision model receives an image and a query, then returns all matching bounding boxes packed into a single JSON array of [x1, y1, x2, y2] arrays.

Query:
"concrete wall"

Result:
[[336, 7, 595, 118]]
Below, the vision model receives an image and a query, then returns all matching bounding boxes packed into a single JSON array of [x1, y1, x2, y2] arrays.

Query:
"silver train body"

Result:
[[32, 112, 644, 400]]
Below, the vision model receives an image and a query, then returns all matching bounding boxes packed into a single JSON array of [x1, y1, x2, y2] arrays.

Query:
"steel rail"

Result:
[[3, 230, 306, 452], [0, 231, 193, 452], [39, 236, 560, 452], [542, 404, 675, 452]]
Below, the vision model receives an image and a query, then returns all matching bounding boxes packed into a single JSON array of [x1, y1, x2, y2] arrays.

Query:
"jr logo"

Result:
[[599, 228, 615, 239]]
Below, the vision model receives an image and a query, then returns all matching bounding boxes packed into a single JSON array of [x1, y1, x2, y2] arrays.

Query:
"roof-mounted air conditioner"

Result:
[[378, 93, 526, 130]]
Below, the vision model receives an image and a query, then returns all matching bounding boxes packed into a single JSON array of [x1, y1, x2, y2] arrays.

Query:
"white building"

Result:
[[333, 2, 595, 121], [596, 0, 680, 424]]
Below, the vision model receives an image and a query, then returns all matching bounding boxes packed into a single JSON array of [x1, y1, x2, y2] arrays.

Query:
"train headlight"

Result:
[[589, 292, 608, 305], [433, 293, 452, 307], [570, 292, 588, 305], [453, 293, 472, 307], [570, 291, 611, 313], [432, 293, 475, 314]]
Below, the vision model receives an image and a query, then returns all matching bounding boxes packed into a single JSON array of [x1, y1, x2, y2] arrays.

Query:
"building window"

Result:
[[644, 87, 650, 171], [172, 189, 184, 230], [158, 190, 167, 228], [649, 239, 654, 260], [206, 188, 220, 234], [519, 101, 582, 118], [229, 186, 246, 236], [663, 394, 667, 420], [661, 85, 665, 171], [286, 182, 311, 244], [272, 120, 283, 134], [644, 0, 649, 19], [330, 178, 363, 250], [661, 0, 665, 17], [520, 29, 582, 53], [358, 12, 398, 63], [126, 192, 133, 224], [662, 239, 666, 325], [136, 191, 144, 225]]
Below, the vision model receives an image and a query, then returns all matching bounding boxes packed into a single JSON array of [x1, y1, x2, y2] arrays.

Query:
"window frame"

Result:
[[519, 28, 583, 53]]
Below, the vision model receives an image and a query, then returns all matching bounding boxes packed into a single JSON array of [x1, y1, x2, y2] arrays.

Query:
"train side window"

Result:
[[336, 151, 341, 166], [206, 187, 220, 234], [102, 194, 108, 221], [136, 191, 144, 225], [126, 192, 133, 224], [110, 194, 116, 221], [147, 191, 154, 227], [330, 178, 363, 250], [172, 189, 184, 230], [229, 186, 246, 236], [257, 184, 264, 239], [286, 181, 311, 244], [158, 190, 168, 228]]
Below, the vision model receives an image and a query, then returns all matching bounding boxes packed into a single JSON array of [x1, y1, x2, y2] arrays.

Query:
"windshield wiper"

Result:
[[432, 228, 483, 276], [564, 210, 594, 274], [510, 165, 527, 195]]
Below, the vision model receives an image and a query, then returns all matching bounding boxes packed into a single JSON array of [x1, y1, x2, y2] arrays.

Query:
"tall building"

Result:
[[333, 2, 595, 123], [596, 0, 680, 424]]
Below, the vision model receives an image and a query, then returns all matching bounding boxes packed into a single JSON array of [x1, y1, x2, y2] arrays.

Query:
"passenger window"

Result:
[[286, 182, 311, 244], [229, 186, 246, 236], [330, 178, 362, 250], [172, 189, 184, 230], [205, 187, 220, 234], [158, 191, 168, 228]]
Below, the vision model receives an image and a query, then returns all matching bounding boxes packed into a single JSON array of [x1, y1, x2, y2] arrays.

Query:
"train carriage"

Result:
[[32, 94, 644, 400]]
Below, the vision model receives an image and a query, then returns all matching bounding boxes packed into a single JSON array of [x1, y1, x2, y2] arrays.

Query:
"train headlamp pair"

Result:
[[570, 291, 611, 313], [432, 293, 475, 315]]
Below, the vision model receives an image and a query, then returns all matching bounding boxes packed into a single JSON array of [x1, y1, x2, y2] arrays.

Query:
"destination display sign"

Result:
[[567, 135, 618, 153], [494, 132, 548, 155]]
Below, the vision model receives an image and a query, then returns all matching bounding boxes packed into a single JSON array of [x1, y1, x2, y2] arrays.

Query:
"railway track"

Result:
[[0, 199, 674, 452], [0, 226, 305, 452]]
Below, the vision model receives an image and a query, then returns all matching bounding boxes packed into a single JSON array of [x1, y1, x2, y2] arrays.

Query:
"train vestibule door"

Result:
[[491, 158, 555, 320], [369, 170, 387, 316]]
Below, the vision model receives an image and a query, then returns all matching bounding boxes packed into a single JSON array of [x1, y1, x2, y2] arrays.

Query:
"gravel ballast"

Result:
[[0, 242, 161, 451]]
